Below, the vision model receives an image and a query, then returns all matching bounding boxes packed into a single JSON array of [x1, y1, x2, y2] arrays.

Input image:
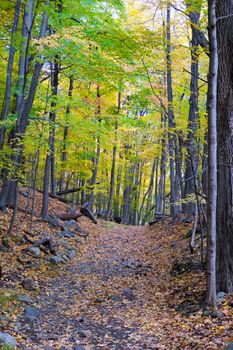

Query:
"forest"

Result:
[[0, 0, 232, 349]]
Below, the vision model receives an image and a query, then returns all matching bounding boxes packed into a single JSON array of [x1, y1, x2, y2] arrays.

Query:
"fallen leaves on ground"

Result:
[[0, 190, 232, 349]]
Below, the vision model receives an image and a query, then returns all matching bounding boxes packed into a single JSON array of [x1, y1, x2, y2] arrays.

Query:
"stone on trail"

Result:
[[50, 255, 65, 264], [63, 220, 82, 233], [68, 249, 76, 260], [74, 345, 94, 350], [18, 295, 32, 304], [27, 246, 41, 257], [76, 327, 92, 338], [122, 287, 135, 300], [22, 278, 36, 291], [59, 231, 75, 238], [0, 331, 17, 349], [24, 307, 40, 322]]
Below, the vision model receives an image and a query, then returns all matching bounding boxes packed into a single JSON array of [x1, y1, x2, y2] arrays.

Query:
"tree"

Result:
[[216, 0, 233, 293], [205, 0, 218, 312]]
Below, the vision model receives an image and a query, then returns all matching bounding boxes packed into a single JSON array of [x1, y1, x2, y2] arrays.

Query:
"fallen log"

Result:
[[24, 235, 57, 254], [42, 215, 63, 228], [56, 187, 82, 196], [80, 203, 97, 224], [36, 189, 72, 204], [58, 208, 83, 221]]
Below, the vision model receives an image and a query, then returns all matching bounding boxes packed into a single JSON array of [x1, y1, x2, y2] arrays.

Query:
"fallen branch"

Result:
[[24, 235, 57, 254], [58, 209, 83, 221], [80, 203, 97, 224]]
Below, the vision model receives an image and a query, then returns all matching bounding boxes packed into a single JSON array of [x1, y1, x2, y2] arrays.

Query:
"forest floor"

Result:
[[0, 191, 233, 349]]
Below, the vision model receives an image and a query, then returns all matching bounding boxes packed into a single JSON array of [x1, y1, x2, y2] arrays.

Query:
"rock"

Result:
[[77, 328, 92, 338], [49, 255, 65, 264], [122, 287, 135, 300], [217, 291, 226, 299], [225, 343, 233, 350], [68, 249, 76, 260], [74, 346, 86, 350], [0, 245, 10, 253], [13, 322, 21, 331], [211, 309, 225, 318], [63, 220, 87, 236], [22, 278, 36, 291], [45, 347, 56, 350], [63, 220, 79, 232], [27, 247, 41, 257], [24, 307, 40, 322], [59, 231, 75, 238], [0, 332, 17, 349], [18, 295, 32, 304]]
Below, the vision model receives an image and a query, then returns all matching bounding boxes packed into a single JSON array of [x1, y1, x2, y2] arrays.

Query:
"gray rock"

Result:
[[59, 231, 75, 238], [45, 347, 56, 350], [0, 331, 17, 349], [77, 328, 92, 338], [17, 264, 24, 271], [50, 255, 65, 264], [217, 291, 226, 299], [68, 249, 76, 260], [74, 346, 86, 350], [13, 322, 21, 331], [225, 343, 233, 350], [24, 307, 40, 322], [61, 255, 70, 262], [22, 278, 36, 291], [18, 295, 32, 304], [63, 220, 86, 235], [27, 247, 41, 257], [122, 287, 135, 300]]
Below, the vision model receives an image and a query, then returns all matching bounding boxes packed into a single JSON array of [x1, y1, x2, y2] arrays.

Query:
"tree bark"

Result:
[[166, 3, 178, 219], [107, 92, 120, 218], [206, 0, 218, 310], [216, 0, 233, 293], [0, 0, 21, 149]]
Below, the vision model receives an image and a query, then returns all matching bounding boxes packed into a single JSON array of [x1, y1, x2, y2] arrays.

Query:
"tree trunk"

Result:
[[0, 4, 48, 211], [183, 3, 200, 217], [216, 0, 233, 293], [206, 0, 218, 310], [166, 3, 178, 219], [41, 60, 59, 218], [16, 0, 34, 113], [107, 92, 120, 218], [59, 77, 73, 192], [89, 85, 101, 210], [0, 0, 21, 149]]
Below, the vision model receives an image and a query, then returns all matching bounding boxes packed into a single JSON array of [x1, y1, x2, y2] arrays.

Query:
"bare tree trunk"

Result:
[[107, 92, 120, 218], [89, 85, 101, 210], [216, 0, 233, 294], [166, 3, 178, 219], [205, 0, 218, 311], [41, 60, 59, 218], [140, 159, 156, 225], [59, 77, 73, 192], [0, 4, 48, 211], [183, 3, 200, 217], [16, 0, 34, 113], [0, 0, 21, 148]]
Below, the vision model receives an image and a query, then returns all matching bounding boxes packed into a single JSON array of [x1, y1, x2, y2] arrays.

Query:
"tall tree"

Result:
[[206, 0, 218, 312], [216, 0, 233, 293]]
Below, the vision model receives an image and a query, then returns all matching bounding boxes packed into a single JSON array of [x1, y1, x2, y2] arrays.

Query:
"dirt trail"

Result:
[[17, 223, 161, 350]]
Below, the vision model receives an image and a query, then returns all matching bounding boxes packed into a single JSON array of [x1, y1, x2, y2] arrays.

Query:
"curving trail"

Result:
[[17, 222, 161, 350], [15, 219, 230, 350]]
